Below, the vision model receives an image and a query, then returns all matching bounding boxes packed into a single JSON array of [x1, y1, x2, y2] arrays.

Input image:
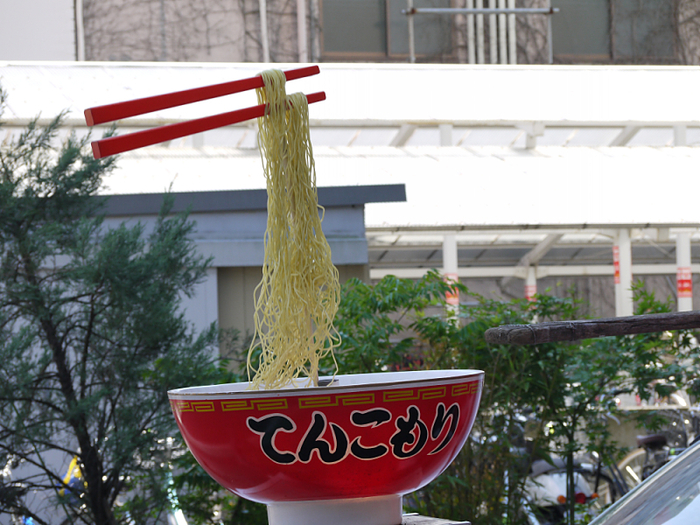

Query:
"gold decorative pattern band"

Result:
[[383, 386, 447, 402], [297, 392, 375, 409], [451, 382, 479, 396], [170, 381, 480, 414], [171, 400, 216, 413], [221, 398, 289, 411]]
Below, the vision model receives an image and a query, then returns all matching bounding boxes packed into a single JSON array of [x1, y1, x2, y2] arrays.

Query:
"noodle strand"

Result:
[[247, 69, 341, 390]]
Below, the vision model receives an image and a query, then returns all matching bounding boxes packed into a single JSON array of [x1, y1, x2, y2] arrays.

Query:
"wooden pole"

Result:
[[484, 310, 700, 345]]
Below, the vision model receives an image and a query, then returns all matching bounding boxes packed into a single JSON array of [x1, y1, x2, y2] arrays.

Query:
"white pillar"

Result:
[[525, 266, 537, 301], [439, 124, 453, 146], [443, 234, 459, 309], [498, 0, 507, 64], [674, 125, 687, 147], [676, 232, 693, 312], [614, 229, 634, 317], [75, 0, 86, 61], [488, 0, 497, 64], [297, 0, 309, 62], [507, 0, 516, 64], [259, 0, 271, 63], [466, 0, 476, 64]]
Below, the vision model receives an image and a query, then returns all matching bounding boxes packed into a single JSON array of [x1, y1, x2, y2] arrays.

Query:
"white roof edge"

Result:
[[2, 60, 700, 71]]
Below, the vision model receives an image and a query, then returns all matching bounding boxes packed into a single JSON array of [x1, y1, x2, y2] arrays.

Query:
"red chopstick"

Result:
[[91, 91, 326, 159], [85, 65, 320, 126]]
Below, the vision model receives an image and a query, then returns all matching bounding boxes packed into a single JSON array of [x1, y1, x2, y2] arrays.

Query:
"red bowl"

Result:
[[169, 370, 483, 525]]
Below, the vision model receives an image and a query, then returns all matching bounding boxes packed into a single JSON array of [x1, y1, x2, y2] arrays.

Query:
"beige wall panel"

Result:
[[217, 266, 262, 345], [218, 263, 369, 342], [338, 264, 370, 284]]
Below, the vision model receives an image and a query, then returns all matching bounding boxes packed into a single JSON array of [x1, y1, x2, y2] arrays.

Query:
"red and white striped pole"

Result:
[[443, 234, 460, 311], [525, 266, 537, 301], [614, 230, 633, 317], [676, 232, 693, 312]]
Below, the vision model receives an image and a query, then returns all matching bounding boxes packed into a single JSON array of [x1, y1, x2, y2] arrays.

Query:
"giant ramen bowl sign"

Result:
[[169, 369, 483, 525]]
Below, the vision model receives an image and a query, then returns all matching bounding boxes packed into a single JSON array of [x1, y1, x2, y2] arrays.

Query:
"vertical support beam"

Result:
[[674, 125, 687, 146], [525, 265, 537, 301], [439, 124, 453, 146], [476, 0, 485, 63], [407, 0, 416, 63], [75, 0, 86, 61], [519, 121, 544, 149], [547, 0, 554, 64], [614, 229, 634, 317], [467, 0, 476, 64], [498, 0, 507, 64], [507, 0, 516, 64], [259, 0, 271, 62], [488, 0, 498, 63], [443, 234, 460, 312], [676, 231, 693, 312], [297, 0, 309, 62]]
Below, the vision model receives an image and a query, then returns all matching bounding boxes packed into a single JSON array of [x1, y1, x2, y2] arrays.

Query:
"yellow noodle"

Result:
[[247, 69, 341, 390]]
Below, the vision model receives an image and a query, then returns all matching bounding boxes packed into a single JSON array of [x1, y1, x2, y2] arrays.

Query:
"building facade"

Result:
[[76, 0, 700, 65]]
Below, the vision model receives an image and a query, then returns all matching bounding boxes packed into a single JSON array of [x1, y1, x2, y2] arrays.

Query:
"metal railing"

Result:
[[403, 1, 560, 64]]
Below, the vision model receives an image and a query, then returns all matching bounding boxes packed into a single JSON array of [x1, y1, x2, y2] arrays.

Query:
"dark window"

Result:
[[322, 0, 389, 55], [612, 0, 675, 61], [321, 0, 453, 60], [552, 0, 612, 60], [388, 0, 453, 56], [552, 0, 676, 63]]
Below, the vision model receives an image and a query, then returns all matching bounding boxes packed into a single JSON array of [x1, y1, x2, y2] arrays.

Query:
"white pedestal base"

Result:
[[267, 495, 403, 525]]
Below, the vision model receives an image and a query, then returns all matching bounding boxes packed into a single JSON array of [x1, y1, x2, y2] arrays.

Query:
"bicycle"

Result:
[[617, 407, 698, 490]]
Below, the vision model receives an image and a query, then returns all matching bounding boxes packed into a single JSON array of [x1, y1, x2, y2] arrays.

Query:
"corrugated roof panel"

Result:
[[93, 145, 700, 230]]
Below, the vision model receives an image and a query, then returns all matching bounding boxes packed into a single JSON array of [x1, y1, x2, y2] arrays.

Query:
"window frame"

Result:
[[319, 0, 457, 62]]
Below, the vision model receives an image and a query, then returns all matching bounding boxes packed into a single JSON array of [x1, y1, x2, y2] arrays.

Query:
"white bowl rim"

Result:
[[168, 369, 483, 399]]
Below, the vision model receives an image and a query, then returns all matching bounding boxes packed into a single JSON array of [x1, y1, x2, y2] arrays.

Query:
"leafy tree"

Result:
[[0, 91, 222, 524], [331, 272, 700, 525], [332, 272, 578, 525]]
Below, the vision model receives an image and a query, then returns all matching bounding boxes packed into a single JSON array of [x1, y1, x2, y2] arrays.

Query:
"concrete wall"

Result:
[[0, 0, 75, 60]]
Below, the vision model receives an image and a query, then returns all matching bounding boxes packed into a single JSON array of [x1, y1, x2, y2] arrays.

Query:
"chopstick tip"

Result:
[[84, 108, 95, 127], [91, 141, 104, 159]]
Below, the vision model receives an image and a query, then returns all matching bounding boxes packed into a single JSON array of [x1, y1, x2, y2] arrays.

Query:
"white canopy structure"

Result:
[[2, 61, 699, 320]]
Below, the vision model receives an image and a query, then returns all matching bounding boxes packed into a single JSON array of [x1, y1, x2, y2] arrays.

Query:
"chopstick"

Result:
[[91, 91, 326, 159], [84, 65, 320, 126]]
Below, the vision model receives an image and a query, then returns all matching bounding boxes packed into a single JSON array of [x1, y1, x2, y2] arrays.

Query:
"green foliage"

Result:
[[0, 102, 224, 524], [170, 329, 269, 525], [332, 271, 458, 373], [330, 272, 699, 525]]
